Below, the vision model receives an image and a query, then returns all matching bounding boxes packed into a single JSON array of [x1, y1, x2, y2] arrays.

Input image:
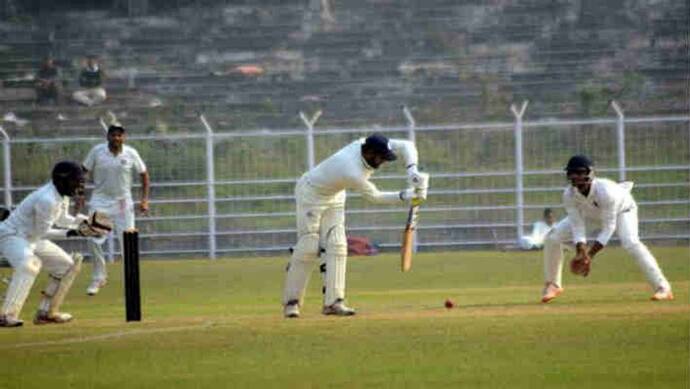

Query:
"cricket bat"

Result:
[[400, 204, 420, 272]]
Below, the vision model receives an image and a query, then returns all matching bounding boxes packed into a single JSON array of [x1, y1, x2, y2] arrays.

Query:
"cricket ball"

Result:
[[444, 298, 455, 309]]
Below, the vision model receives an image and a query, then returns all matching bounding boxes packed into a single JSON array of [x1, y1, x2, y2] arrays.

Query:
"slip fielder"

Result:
[[541, 155, 673, 303], [283, 133, 428, 318]]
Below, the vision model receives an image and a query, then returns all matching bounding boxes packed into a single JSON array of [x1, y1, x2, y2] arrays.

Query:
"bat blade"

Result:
[[400, 205, 420, 272]]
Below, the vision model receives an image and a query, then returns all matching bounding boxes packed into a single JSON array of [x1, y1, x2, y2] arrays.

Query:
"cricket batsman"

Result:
[[541, 155, 673, 303], [283, 133, 429, 318], [82, 124, 149, 295], [0, 161, 111, 327]]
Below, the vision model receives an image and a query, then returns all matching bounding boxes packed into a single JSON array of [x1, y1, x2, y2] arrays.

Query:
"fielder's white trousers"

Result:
[[543, 206, 671, 291], [0, 234, 74, 318], [88, 197, 135, 282]]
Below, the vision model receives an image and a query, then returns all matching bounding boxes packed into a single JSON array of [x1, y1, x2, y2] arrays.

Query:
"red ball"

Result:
[[444, 299, 455, 309]]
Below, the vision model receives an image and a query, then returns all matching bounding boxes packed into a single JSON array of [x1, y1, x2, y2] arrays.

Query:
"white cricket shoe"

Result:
[[322, 299, 356, 316], [86, 279, 107, 296], [651, 287, 674, 301], [33, 311, 73, 325], [0, 314, 23, 327], [541, 282, 564, 303], [284, 301, 300, 318]]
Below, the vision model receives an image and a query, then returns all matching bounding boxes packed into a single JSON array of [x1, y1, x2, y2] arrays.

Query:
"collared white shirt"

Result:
[[304, 138, 418, 204], [83, 143, 146, 202], [0, 183, 82, 242], [563, 177, 635, 245]]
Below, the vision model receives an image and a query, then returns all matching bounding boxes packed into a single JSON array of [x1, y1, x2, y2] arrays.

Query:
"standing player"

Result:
[[0, 161, 107, 327], [541, 155, 673, 303], [82, 125, 149, 295], [283, 133, 428, 318]]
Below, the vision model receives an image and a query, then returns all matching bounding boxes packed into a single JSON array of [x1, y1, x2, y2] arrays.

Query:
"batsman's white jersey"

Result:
[[0, 183, 84, 320], [303, 138, 418, 205], [83, 143, 146, 283], [283, 138, 419, 308], [543, 177, 671, 292]]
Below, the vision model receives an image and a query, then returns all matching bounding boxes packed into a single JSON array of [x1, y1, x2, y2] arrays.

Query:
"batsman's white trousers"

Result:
[[543, 205, 671, 291], [88, 197, 135, 282], [283, 176, 348, 306], [0, 233, 74, 318]]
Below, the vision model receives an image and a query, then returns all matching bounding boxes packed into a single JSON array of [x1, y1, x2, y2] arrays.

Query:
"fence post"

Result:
[[402, 105, 419, 252], [200, 115, 217, 260], [402, 105, 416, 143], [0, 126, 12, 208], [299, 110, 322, 169], [610, 100, 626, 181], [96, 117, 116, 261], [510, 100, 529, 244]]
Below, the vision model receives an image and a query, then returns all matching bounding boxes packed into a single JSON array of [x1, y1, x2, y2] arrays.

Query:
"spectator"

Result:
[[519, 208, 556, 250], [35, 57, 61, 104], [72, 55, 106, 106]]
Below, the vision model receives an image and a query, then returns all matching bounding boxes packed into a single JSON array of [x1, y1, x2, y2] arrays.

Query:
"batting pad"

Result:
[[39, 253, 83, 315], [283, 233, 320, 306], [324, 225, 348, 306]]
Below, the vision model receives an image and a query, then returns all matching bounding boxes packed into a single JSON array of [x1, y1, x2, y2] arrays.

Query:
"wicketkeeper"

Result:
[[0, 161, 112, 327], [283, 133, 428, 318], [541, 155, 673, 303], [82, 125, 149, 295]]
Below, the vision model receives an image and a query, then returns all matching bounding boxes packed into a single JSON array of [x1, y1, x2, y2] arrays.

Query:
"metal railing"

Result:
[[1, 101, 688, 258]]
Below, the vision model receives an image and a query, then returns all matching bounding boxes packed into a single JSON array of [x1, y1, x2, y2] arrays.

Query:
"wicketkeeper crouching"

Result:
[[0, 161, 112, 327], [283, 133, 429, 318]]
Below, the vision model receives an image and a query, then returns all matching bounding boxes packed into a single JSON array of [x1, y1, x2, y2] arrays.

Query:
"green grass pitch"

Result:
[[1, 247, 688, 388]]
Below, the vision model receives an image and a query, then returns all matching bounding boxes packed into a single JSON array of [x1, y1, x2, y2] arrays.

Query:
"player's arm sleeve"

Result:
[[595, 193, 618, 246], [389, 139, 419, 169], [354, 179, 404, 205], [34, 199, 70, 239], [82, 146, 96, 172], [132, 149, 147, 174], [53, 198, 87, 229], [564, 194, 587, 245]]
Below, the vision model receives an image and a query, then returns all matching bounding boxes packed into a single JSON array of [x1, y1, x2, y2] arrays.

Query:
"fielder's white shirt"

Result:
[[83, 144, 146, 203], [563, 177, 635, 246], [304, 138, 418, 204], [0, 183, 82, 242]]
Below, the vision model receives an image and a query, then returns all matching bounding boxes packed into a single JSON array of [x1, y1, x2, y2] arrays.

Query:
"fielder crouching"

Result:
[[541, 155, 673, 303], [283, 133, 428, 318], [0, 161, 109, 327]]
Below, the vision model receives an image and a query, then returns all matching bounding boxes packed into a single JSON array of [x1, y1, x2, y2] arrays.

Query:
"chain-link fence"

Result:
[[1, 102, 688, 259]]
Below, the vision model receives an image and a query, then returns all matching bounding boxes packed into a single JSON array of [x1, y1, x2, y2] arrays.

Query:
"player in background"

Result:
[[82, 125, 149, 295], [519, 208, 556, 250], [0, 161, 99, 327], [283, 133, 428, 318], [541, 155, 673, 303]]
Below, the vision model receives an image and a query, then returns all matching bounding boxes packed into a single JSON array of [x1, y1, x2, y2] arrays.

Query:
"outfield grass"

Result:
[[0, 247, 688, 388]]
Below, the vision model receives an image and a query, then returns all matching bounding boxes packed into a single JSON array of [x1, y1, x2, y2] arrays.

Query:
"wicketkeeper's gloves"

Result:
[[68, 211, 114, 238]]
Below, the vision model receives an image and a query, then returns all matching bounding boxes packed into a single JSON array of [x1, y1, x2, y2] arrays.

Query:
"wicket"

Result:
[[123, 229, 141, 322]]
